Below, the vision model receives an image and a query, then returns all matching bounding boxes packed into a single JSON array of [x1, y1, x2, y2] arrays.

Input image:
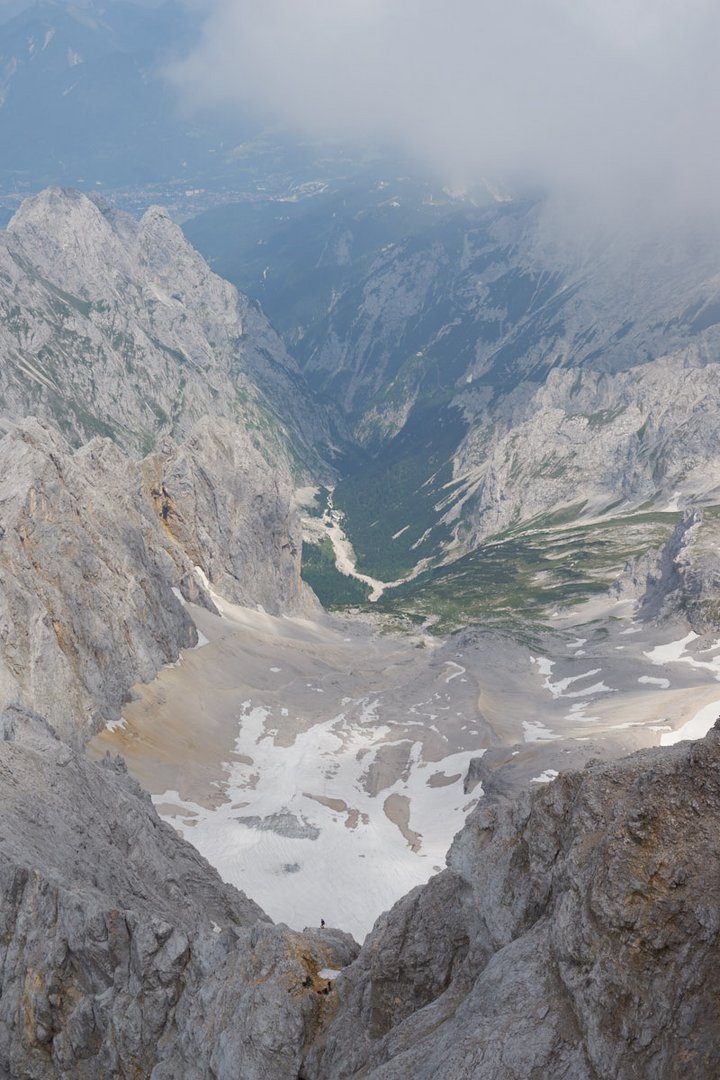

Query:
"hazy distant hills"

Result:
[[0, 0, 257, 190], [0, 0, 395, 204]]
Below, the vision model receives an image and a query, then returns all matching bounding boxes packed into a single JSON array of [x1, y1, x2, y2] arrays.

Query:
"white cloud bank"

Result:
[[171, 0, 720, 222]]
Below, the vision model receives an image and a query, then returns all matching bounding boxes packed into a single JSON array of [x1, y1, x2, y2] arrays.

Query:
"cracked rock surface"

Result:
[[0, 706, 358, 1080], [304, 723, 720, 1079], [0, 417, 314, 745]]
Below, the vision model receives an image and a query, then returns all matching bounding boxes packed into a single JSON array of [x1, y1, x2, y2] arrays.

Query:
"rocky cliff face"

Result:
[[614, 508, 720, 632], [0, 416, 313, 745], [145, 415, 309, 615], [0, 187, 331, 475], [0, 187, 327, 742], [0, 706, 358, 1080], [5, 697, 719, 1079], [305, 722, 720, 1079]]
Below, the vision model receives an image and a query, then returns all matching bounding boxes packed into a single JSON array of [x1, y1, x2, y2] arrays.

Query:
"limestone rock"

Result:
[[143, 415, 313, 615], [0, 187, 331, 476], [0, 708, 359, 1080], [0, 417, 315, 744], [305, 724, 720, 1078]]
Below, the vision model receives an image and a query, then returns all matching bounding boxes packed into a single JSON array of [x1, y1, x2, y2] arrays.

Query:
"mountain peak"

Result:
[[7, 186, 103, 233]]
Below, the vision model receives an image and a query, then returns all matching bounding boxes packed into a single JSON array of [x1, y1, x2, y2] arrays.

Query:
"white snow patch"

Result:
[[565, 702, 600, 723], [660, 699, 720, 746], [531, 658, 615, 700], [444, 661, 466, 683], [638, 675, 670, 689], [523, 720, 560, 742], [153, 698, 482, 942], [645, 633, 720, 679], [644, 633, 698, 665], [530, 769, 559, 784]]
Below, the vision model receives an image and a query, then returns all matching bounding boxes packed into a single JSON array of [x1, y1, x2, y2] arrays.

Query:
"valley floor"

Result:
[[88, 582, 720, 941]]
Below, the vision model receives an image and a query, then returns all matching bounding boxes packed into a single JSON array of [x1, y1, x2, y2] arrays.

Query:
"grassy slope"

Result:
[[375, 510, 682, 635]]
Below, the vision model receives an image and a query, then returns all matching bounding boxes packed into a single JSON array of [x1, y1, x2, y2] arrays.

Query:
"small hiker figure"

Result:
[[320, 918, 325, 928], [326, 981, 333, 993]]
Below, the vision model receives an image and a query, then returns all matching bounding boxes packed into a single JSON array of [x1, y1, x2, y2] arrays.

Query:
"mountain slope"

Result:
[[188, 188, 720, 595], [0, 416, 311, 744], [0, 187, 332, 475], [306, 722, 720, 1079], [0, 706, 357, 1080]]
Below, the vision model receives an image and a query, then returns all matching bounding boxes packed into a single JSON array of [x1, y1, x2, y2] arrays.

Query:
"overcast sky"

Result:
[[171, 0, 720, 226]]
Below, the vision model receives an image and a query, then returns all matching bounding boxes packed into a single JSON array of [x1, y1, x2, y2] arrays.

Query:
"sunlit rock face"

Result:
[[0, 187, 330, 473], [0, 414, 315, 745]]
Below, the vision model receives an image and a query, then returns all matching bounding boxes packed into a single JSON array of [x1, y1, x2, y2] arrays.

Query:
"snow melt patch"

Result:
[[638, 675, 670, 689], [444, 661, 466, 683], [644, 632, 699, 665], [153, 699, 481, 942], [644, 633, 720, 679], [660, 699, 720, 746], [530, 769, 559, 784], [531, 657, 615, 700], [523, 720, 560, 742]]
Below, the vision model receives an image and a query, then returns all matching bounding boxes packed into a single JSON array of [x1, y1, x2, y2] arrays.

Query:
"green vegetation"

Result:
[[333, 402, 467, 580], [376, 510, 681, 634], [301, 538, 372, 607]]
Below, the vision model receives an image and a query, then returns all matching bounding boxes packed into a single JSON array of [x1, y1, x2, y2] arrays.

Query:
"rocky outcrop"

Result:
[[611, 508, 720, 632], [143, 415, 311, 616], [0, 187, 327, 743], [0, 417, 314, 744], [455, 353, 720, 550], [0, 187, 331, 476], [0, 706, 359, 1080], [304, 723, 720, 1078]]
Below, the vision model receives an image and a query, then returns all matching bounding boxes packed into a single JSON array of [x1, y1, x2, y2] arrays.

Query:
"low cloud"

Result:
[[170, 0, 720, 225]]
